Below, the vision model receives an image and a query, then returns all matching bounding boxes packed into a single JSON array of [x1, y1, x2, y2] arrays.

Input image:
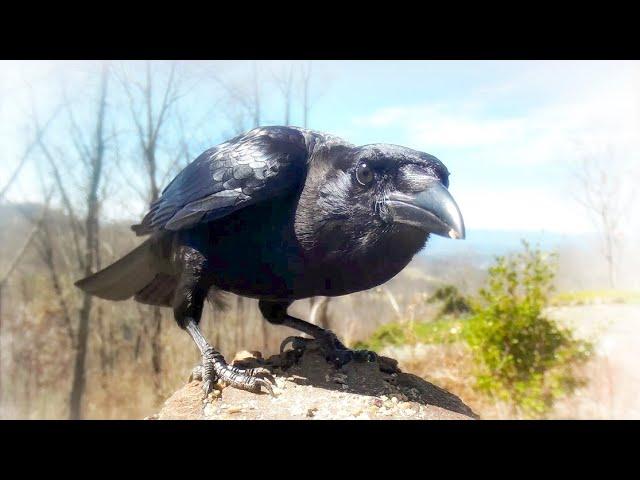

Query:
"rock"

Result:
[[152, 339, 478, 420], [203, 403, 216, 417]]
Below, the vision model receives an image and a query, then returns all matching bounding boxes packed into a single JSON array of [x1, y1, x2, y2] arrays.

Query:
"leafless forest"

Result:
[[0, 60, 638, 419], [0, 60, 411, 419]]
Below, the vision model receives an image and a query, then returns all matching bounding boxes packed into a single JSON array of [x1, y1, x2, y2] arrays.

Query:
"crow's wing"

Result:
[[132, 127, 319, 235]]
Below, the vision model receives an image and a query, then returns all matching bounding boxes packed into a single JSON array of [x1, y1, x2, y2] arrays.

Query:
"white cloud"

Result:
[[352, 62, 640, 234], [354, 62, 640, 166], [452, 186, 595, 234]]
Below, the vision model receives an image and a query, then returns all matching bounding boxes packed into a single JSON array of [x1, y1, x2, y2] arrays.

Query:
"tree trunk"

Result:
[[69, 293, 92, 419], [150, 306, 163, 399], [68, 64, 108, 420]]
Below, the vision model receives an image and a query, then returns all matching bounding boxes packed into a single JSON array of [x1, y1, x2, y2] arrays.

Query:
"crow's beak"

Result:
[[386, 181, 465, 239]]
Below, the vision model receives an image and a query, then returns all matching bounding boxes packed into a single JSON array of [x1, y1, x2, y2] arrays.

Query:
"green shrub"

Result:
[[464, 241, 592, 417], [427, 285, 471, 317]]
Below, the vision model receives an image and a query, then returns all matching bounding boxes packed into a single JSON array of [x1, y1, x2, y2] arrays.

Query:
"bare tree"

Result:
[[69, 65, 110, 419], [0, 105, 61, 406], [33, 64, 111, 419], [299, 61, 328, 128], [0, 108, 61, 203], [214, 61, 263, 133], [10, 189, 78, 367], [250, 62, 262, 128], [300, 61, 313, 128], [273, 64, 295, 125], [116, 61, 187, 397], [0, 150, 32, 203], [574, 146, 636, 288], [117, 61, 184, 201]]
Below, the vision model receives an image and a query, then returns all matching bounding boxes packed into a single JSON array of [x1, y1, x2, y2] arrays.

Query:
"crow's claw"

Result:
[[191, 350, 277, 398], [352, 349, 378, 363], [250, 367, 277, 387], [280, 335, 312, 355], [324, 346, 378, 368], [279, 330, 378, 369], [252, 377, 275, 396]]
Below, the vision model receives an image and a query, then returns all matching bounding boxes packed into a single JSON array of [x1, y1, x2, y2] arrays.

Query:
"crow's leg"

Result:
[[184, 319, 274, 397], [173, 245, 274, 397], [259, 299, 377, 368]]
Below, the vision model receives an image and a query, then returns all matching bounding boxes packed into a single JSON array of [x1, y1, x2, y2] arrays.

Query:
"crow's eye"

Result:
[[355, 163, 374, 186]]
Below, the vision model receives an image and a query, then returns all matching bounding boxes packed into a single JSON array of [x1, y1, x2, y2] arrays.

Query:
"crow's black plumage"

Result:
[[76, 126, 465, 395]]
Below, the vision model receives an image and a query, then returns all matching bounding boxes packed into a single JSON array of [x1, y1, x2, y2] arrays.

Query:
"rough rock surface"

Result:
[[149, 340, 478, 420]]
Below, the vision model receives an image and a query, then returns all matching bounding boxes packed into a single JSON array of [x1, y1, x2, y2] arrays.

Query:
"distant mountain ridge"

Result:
[[423, 228, 597, 260]]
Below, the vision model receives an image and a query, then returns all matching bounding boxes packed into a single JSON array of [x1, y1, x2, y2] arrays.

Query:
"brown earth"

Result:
[[150, 339, 478, 420]]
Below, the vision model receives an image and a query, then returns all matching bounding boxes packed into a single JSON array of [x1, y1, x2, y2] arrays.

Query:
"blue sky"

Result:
[[2, 60, 639, 236]]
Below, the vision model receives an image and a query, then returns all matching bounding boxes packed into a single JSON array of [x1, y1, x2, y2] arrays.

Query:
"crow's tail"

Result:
[[75, 239, 159, 301]]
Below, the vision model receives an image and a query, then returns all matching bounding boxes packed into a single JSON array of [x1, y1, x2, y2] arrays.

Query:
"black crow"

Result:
[[76, 126, 465, 396]]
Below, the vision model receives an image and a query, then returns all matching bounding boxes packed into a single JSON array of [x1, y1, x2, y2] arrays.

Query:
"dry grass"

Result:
[[0, 263, 450, 419]]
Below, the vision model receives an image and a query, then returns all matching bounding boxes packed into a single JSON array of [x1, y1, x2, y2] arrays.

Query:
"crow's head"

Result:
[[296, 143, 465, 260]]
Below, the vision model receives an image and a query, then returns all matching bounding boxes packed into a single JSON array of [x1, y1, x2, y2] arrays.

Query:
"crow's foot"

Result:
[[280, 331, 377, 369], [190, 347, 275, 397]]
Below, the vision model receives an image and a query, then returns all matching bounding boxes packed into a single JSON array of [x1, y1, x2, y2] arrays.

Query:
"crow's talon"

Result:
[[353, 349, 378, 363], [250, 366, 274, 379], [315, 331, 372, 368], [279, 330, 377, 369], [280, 335, 312, 355], [326, 348, 354, 368], [192, 352, 277, 398], [190, 364, 220, 398], [202, 380, 216, 398], [254, 378, 275, 396], [247, 367, 277, 386]]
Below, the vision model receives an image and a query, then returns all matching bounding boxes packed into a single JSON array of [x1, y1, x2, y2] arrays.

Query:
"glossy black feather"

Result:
[[131, 126, 329, 235]]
